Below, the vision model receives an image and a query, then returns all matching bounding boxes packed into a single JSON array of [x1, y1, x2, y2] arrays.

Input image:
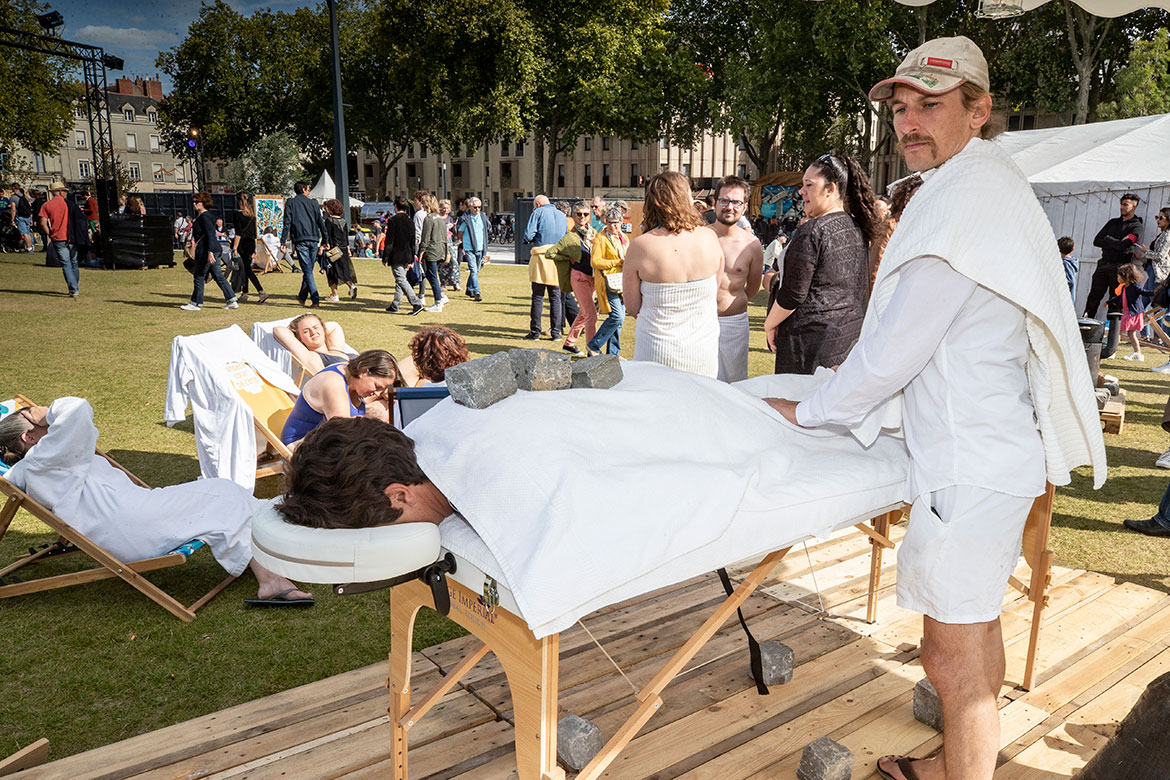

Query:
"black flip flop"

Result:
[[244, 587, 315, 608], [876, 756, 924, 780]]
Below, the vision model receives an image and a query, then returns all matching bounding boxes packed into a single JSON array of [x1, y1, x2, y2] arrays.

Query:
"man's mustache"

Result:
[[897, 134, 936, 153]]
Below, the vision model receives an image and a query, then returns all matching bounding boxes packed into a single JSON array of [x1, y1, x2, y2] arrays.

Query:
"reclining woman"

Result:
[[0, 399, 312, 605], [397, 325, 469, 387], [274, 312, 356, 376], [280, 349, 403, 447]]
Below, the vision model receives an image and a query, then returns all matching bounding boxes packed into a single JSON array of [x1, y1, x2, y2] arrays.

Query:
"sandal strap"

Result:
[[897, 756, 924, 780]]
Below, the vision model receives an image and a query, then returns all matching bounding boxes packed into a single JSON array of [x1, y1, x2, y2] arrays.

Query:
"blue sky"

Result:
[[42, 1, 313, 91]]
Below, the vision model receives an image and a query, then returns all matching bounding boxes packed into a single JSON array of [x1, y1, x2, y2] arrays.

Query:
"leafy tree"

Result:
[[1097, 28, 1170, 120], [223, 130, 303, 195], [0, 0, 83, 178]]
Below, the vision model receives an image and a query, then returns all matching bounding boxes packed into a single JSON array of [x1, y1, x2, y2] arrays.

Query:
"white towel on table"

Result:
[[409, 362, 907, 637]]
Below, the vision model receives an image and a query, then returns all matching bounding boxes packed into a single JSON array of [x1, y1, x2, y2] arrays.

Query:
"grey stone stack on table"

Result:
[[446, 350, 623, 409]]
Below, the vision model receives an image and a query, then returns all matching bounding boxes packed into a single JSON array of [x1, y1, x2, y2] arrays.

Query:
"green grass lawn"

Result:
[[1, 248, 1168, 761]]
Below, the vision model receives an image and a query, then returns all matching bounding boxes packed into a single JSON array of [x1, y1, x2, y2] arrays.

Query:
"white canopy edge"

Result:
[[845, 0, 1170, 17]]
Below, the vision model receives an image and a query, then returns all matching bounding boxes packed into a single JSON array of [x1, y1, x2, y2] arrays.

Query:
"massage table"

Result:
[[250, 364, 1054, 779]]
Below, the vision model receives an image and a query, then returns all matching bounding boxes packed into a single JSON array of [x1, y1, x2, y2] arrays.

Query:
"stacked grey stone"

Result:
[[760, 640, 795, 685], [557, 714, 603, 772], [571, 354, 623, 389], [444, 352, 518, 409], [796, 736, 853, 780], [446, 349, 624, 409], [913, 676, 944, 731], [509, 349, 572, 391]]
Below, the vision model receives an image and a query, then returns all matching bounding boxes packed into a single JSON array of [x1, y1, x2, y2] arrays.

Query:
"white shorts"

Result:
[[717, 312, 750, 382], [896, 485, 1036, 624]]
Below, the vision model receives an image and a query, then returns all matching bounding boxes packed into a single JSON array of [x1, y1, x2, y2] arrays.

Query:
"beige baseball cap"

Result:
[[869, 36, 989, 102]]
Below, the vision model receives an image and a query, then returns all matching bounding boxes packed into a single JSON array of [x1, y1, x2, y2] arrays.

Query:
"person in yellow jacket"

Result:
[[588, 207, 628, 355]]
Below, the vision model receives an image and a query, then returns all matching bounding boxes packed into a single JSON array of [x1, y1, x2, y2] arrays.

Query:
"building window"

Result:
[[128, 161, 141, 181], [407, 145, 414, 159], [681, 163, 690, 177], [483, 145, 489, 162], [216, 163, 225, 179], [584, 137, 592, 151], [125, 133, 137, 152], [602, 136, 611, 151], [176, 165, 185, 183], [631, 140, 639, 150], [484, 165, 490, 186], [737, 139, 746, 151], [453, 162, 463, 179], [515, 141, 524, 156], [363, 164, 374, 179], [394, 168, 399, 188], [123, 108, 134, 122], [75, 130, 87, 149], [33, 153, 46, 173], [584, 164, 592, 188], [74, 105, 85, 119], [660, 137, 669, 149], [629, 163, 639, 187], [153, 163, 165, 182], [602, 163, 610, 187], [557, 164, 565, 189], [501, 161, 513, 187], [147, 111, 156, 123], [149, 134, 160, 152], [78, 159, 91, 179], [420, 143, 427, 159], [406, 163, 417, 181], [501, 141, 510, 156], [737, 164, 747, 178]]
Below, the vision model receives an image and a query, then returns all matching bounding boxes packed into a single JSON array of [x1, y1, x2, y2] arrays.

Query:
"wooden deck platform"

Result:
[[10, 522, 1169, 780]]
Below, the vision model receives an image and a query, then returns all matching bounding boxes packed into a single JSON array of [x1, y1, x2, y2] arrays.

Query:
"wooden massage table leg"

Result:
[[574, 547, 792, 780], [864, 510, 898, 624], [389, 579, 426, 780]]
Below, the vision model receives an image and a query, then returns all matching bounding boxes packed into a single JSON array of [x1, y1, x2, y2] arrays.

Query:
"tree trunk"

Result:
[[1074, 670, 1170, 780], [533, 133, 546, 195], [1064, 3, 1113, 125], [545, 124, 561, 197]]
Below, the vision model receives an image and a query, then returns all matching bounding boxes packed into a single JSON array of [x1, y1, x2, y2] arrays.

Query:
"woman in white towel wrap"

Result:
[[625, 171, 722, 377], [0, 398, 313, 606]]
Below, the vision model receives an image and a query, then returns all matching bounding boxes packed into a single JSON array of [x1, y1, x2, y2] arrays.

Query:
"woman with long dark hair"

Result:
[[763, 153, 880, 373], [230, 192, 267, 303], [322, 198, 358, 301]]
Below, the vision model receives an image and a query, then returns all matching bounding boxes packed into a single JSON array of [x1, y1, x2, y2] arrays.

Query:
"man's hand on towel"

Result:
[[763, 398, 808, 428]]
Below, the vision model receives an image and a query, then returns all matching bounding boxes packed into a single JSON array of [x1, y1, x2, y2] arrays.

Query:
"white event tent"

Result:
[[308, 170, 364, 208], [994, 114, 1170, 312]]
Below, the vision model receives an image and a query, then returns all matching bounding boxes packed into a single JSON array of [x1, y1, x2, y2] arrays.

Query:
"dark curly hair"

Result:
[[277, 416, 428, 529], [409, 326, 469, 383]]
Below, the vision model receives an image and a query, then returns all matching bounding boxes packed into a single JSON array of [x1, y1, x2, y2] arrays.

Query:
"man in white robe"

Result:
[[767, 37, 1105, 780], [1, 398, 312, 605]]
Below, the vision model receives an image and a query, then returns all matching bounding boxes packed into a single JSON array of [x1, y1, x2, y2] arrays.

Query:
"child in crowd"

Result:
[[1113, 262, 1147, 361], [1058, 236, 1077, 301]]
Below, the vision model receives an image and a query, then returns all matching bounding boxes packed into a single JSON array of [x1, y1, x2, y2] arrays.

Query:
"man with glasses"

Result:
[[590, 196, 606, 233], [456, 197, 490, 301], [708, 175, 762, 381]]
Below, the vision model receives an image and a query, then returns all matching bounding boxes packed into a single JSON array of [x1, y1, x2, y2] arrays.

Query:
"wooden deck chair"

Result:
[[224, 362, 296, 479], [0, 738, 48, 777], [0, 396, 237, 622], [253, 238, 286, 274], [1140, 304, 1170, 355], [862, 483, 1057, 691]]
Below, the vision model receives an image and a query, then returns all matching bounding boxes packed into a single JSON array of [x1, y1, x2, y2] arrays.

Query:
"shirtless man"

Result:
[[708, 175, 763, 382]]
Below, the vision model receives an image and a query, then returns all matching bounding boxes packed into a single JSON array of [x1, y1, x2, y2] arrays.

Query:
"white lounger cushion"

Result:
[[410, 362, 909, 638], [250, 500, 442, 583]]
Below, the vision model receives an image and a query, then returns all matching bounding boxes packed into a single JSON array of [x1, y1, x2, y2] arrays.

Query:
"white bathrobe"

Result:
[[6, 398, 257, 576]]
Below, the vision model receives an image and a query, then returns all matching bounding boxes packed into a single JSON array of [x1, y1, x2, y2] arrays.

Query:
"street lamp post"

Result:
[[327, 0, 350, 230]]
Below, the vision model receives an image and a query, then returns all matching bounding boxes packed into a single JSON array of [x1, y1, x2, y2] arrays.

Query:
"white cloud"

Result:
[[74, 25, 180, 51]]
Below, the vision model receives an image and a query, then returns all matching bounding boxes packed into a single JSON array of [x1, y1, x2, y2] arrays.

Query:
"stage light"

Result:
[[36, 11, 64, 31], [102, 54, 124, 70]]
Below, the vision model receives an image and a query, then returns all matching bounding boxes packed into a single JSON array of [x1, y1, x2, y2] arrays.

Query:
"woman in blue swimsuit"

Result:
[[281, 349, 402, 446]]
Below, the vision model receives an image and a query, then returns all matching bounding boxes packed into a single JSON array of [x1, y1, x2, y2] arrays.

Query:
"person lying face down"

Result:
[[278, 416, 452, 528], [0, 398, 313, 605]]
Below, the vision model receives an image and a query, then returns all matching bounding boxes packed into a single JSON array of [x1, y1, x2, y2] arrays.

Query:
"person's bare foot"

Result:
[[877, 754, 942, 780], [256, 578, 312, 602]]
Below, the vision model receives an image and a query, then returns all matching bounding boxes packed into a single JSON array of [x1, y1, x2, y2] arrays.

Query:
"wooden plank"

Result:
[[0, 740, 49, 778], [11, 659, 436, 780]]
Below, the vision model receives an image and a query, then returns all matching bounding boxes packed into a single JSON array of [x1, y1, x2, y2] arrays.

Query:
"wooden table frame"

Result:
[[388, 491, 1056, 780]]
